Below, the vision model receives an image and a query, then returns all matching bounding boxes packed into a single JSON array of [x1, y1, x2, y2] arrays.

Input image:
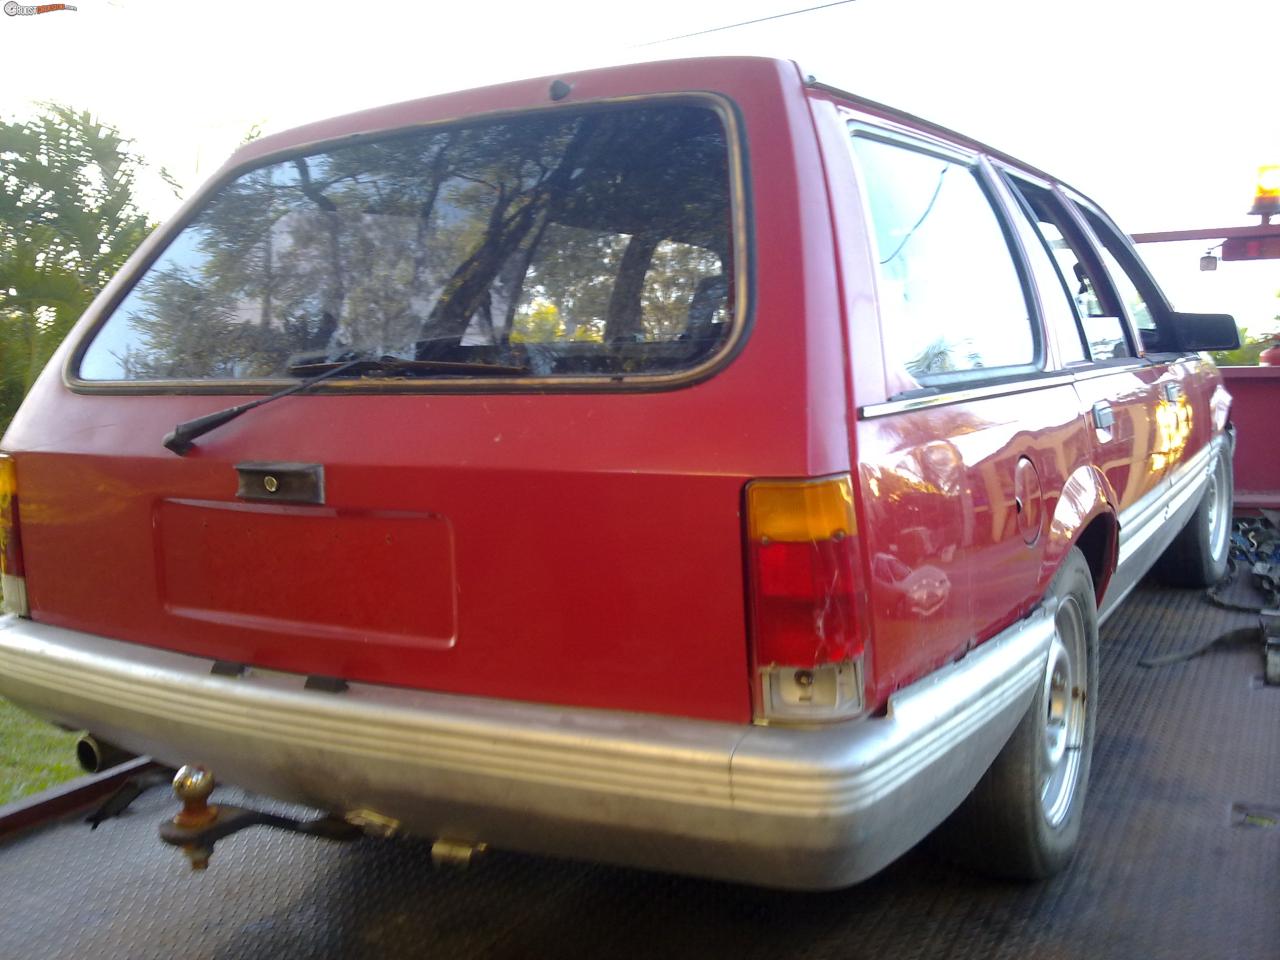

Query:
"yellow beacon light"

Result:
[[1250, 165, 1280, 218]]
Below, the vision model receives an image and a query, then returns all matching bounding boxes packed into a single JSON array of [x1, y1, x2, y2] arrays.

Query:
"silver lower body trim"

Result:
[[0, 609, 1052, 889], [1101, 437, 1222, 623]]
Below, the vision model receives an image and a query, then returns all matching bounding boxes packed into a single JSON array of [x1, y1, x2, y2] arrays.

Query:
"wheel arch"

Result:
[[1042, 465, 1118, 609]]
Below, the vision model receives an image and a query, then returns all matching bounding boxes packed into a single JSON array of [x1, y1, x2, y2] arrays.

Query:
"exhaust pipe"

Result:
[[76, 735, 135, 773]]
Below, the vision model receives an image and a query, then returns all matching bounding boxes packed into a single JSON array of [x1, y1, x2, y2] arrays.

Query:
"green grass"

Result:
[[0, 698, 82, 806]]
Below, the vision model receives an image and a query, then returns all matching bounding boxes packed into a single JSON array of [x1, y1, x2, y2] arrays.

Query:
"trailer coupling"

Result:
[[158, 765, 361, 871]]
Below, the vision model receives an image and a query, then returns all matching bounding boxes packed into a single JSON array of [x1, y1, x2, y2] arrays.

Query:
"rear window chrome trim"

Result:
[[63, 92, 754, 398], [859, 373, 1076, 418], [860, 360, 1153, 418], [1067, 359, 1152, 381]]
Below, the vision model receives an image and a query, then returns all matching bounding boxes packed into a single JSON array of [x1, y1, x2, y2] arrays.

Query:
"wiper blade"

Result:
[[162, 355, 531, 456], [162, 358, 366, 456], [286, 357, 530, 377]]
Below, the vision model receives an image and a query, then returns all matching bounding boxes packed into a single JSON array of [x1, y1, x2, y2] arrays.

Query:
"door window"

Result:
[[1005, 178, 1134, 362], [1073, 204, 1168, 351], [1002, 185, 1088, 365]]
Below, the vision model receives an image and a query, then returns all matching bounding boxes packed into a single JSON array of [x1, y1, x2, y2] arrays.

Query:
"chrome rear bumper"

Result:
[[0, 611, 1051, 889]]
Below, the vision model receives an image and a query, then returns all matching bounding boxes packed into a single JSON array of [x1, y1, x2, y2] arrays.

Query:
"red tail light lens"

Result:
[[745, 474, 866, 723], [751, 537, 861, 664], [0, 454, 28, 616]]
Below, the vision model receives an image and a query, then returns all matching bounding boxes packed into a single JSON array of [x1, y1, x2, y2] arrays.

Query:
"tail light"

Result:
[[0, 454, 28, 617], [745, 473, 866, 723]]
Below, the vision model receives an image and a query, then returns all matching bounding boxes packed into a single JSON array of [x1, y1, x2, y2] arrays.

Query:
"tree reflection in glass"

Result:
[[81, 105, 735, 382]]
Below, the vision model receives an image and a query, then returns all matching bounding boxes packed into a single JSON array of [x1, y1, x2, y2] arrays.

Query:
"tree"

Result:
[[510, 300, 564, 343], [0, 106, 159, 426]]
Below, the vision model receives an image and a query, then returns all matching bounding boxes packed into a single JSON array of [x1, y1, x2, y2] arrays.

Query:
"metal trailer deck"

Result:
[[0, 576, 1276, 960]]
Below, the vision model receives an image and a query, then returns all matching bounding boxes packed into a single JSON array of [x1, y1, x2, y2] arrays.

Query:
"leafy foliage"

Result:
[[1211, 320, 1280, 366], [0, 106, 157, 427], [906, 336, 980, 377]]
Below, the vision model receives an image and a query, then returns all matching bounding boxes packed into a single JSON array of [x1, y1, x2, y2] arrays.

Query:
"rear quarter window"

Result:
[[850, 133, 1036, 393], [77, 102, 740, 386]]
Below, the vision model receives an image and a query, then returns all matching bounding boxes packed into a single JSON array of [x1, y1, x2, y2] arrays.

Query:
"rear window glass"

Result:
[[78, 104, 737, 383]]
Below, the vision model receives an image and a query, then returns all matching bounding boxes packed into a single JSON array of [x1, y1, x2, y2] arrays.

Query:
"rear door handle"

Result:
[[1092, 402, 1115, 433]]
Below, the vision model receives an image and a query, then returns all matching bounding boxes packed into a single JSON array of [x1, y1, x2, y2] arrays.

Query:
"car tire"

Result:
[[932, 547, 1099, 880], [1154, 449, 1233, 588]]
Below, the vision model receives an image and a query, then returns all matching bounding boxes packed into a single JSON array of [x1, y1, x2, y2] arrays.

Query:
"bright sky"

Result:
[[3, 0, 1276, 333]]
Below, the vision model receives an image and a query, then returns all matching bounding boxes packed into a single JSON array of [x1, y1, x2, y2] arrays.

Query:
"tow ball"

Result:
[[159, 764, 361, 871]]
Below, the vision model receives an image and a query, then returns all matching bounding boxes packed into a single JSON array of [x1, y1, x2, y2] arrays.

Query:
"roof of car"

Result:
[[219, 55, 1085, 204]]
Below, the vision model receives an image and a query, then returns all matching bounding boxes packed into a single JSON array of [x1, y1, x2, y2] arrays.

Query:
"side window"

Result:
[[1006, 178, 1134, 362], [1073, 205, 1165, 349], [850, 135, 1036, 390], [1002, 182, 1088, 365]]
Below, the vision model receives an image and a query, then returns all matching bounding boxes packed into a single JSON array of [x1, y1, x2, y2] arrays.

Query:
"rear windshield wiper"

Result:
[[162, 356, 530, 456], [163, 358, 368, 456]]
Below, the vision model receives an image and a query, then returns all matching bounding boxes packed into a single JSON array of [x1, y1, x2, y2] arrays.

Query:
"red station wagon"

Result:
[[0, 57, 1239, 888]]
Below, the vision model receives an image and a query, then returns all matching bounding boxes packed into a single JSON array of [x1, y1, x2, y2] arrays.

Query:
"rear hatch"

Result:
[[8, 97, 766, 723]]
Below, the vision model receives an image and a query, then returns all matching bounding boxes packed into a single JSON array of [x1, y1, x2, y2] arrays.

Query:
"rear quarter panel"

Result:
[[807, 90, 1115, 707]]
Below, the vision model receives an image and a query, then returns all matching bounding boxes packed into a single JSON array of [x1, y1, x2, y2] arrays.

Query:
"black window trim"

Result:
[[1062, 190, 1174, 315], [998, 168, 1142, 366], [845, 123, 1047, 398], [63, 92, 756, 398], [988, 162, 1091, 368], [1060, 190, 1189, 358]]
